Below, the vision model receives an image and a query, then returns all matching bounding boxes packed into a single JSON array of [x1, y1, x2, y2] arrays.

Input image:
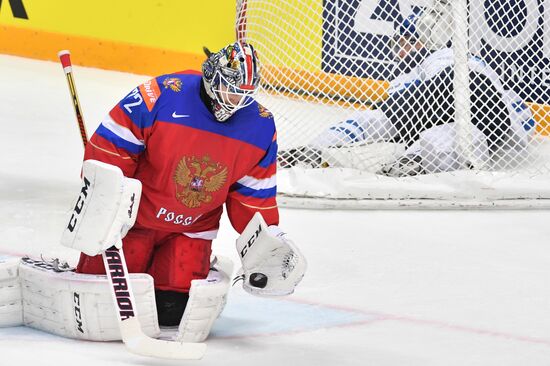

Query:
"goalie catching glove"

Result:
[[235, 212, 306, 296], [61, 160, 142, 256]]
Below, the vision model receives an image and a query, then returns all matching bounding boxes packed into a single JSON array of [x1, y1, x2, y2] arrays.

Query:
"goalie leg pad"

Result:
[[175, 256, 233, 343], [0, 256, 23, 327], [20, 257, 160, 341]]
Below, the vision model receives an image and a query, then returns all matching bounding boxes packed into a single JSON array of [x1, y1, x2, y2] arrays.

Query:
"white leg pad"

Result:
[[176, 256, 233, 343], [405, 123, 490, 173], [19, 257, 160, 341], [0, 256, 23, 327]]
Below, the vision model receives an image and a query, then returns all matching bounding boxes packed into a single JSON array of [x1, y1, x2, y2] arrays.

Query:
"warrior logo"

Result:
[[174, 155, 227, 208], [162, 77, 182, 92], [104, 248, 134, 321]]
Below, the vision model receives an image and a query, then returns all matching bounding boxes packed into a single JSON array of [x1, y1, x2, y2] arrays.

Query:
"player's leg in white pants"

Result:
[[380, 123, 490, 176], [278, 108, 400, 169], [311, 109, 398, 148]]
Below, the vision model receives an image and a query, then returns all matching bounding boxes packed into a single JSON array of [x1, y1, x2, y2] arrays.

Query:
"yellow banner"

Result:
[[0, 0, 237, 75], [0, 0, 236, 53]]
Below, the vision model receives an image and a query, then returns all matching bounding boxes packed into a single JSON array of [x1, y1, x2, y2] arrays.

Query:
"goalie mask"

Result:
[[393, 3, 453, 62], [202, 41, 261, 122], [391, 10, 433, 74]]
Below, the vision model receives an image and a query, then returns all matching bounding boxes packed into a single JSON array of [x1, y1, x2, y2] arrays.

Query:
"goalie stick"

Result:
[[58, 50, 88, 148], [57, 50, 207, 360]]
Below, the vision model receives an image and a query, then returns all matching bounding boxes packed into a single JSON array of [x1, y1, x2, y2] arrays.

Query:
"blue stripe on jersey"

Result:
[[512, 101, 529, 113], [331, 126, 358, 142], [345, 119, 365, 134], [404, 79, 422, 89], [259, 140, 278, 168], [232, 182, 277, 199], [162, 106, 275, 150], [96, 124, 145, 154], [156, 74, 275, 151], [523, 118, 536, 131]]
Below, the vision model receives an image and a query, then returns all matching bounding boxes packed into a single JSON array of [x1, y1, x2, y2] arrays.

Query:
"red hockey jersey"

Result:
[[84, 71, 279, 239]]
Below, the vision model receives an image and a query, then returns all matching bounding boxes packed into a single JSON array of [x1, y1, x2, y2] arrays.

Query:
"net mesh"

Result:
[[236, 0, 550, 208]]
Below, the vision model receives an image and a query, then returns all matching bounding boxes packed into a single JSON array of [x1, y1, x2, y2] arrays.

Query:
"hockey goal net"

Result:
[[236, 0, 550, 208]]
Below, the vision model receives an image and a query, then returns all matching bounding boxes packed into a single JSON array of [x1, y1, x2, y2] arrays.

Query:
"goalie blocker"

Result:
[[61, 159, 141, 256]]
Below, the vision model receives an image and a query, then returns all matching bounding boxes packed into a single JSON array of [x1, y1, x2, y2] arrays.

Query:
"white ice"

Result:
[[1, 54, 550, 366]]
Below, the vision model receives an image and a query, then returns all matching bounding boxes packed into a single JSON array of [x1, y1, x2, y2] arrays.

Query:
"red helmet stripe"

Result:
[[239, 42, 254, 89], [245, 52, 253, 87]]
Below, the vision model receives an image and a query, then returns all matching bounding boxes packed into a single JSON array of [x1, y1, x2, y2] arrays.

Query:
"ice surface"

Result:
[[1, 54, 550, 365]]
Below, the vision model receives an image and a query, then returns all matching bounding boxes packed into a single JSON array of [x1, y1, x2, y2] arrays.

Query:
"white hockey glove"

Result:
[[60, 160, 142, 256], [416, 0, 453, 51], [235, 212, 306, 296]]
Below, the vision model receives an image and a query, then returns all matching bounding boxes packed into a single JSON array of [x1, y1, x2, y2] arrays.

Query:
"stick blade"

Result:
[[120, 318, 207, 360]]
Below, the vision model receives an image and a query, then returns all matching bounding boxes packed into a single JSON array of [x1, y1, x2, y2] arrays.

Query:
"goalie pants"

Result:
[[76, 225, 212, 293]]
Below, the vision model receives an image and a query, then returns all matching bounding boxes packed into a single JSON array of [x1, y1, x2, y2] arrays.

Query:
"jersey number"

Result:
[[123, 88, 143, 113]]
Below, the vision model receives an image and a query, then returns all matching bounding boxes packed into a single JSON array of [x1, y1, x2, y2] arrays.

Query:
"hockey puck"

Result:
[[249, 273, 268, 288]]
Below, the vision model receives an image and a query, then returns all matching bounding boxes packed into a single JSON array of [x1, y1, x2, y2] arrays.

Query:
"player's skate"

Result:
[[278, 146, 327, 168], [377, 154, 425, 177]]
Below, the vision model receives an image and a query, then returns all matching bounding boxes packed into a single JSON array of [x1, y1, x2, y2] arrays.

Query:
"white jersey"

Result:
[[387, 48, 534, 135]]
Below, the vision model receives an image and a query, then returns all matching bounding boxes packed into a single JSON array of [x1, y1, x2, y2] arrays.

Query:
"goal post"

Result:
[[452, 0, 475, 171], [236, 0, 550, 209]]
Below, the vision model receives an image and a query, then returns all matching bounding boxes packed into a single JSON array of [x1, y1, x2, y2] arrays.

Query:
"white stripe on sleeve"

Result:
[[102, 114, 144, 146], [237, 175, 276, 190]]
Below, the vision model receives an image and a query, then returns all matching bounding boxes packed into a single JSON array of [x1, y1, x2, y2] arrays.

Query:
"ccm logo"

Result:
[[240, 224, 262, 258], [67, 177, 91, 232], [73, 292, 84, 334]]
